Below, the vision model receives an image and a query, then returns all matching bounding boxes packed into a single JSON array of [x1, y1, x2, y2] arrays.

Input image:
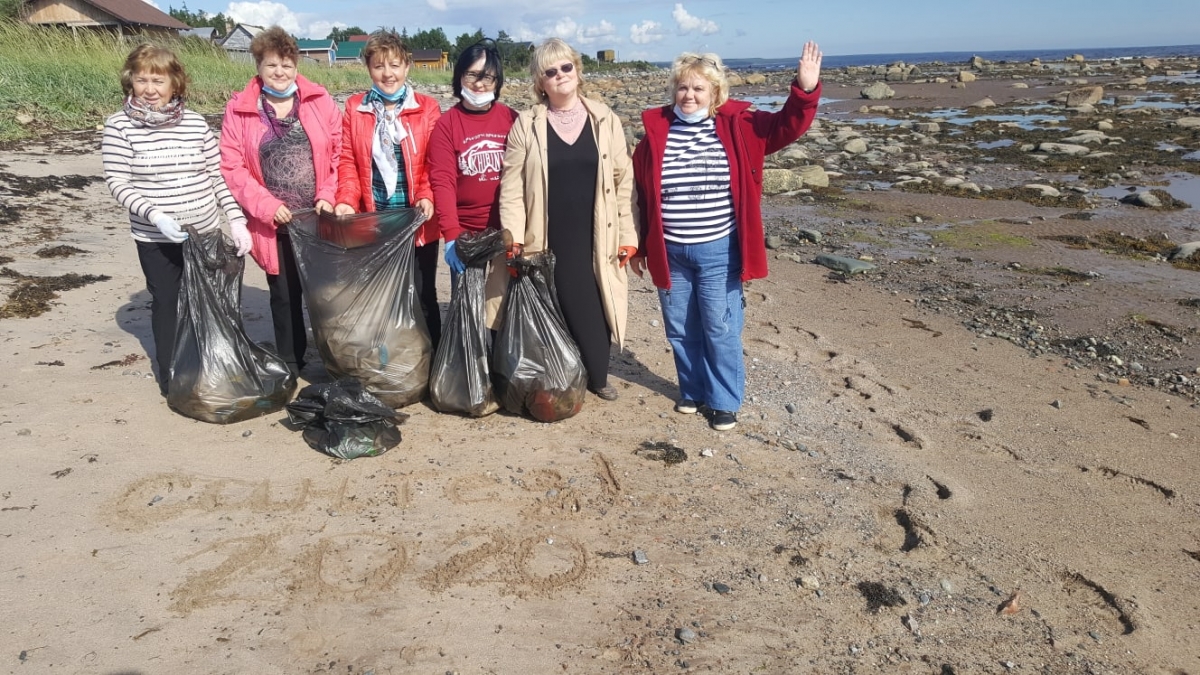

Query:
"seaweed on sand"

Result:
[[0, 267, 110, 318]]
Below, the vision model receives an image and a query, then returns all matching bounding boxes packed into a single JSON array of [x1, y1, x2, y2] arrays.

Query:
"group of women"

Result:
[[101, 28, 823, 431]]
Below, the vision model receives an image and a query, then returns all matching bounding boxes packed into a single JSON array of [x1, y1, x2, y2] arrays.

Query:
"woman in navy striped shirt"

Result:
[[102, 44, 250, 396], [631, 43, 822, 431]]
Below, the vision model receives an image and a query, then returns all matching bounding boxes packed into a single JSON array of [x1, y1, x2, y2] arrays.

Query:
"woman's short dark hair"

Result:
[[451, 40, 504, 100]]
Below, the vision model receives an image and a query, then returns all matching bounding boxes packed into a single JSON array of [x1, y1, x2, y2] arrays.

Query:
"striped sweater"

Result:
[[660, 117, 735, 244], [102, 109, 246, 243]]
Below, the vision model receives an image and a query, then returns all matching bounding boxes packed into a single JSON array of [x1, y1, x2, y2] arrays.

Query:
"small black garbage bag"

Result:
[[490, 250, 586, 422], [167, 228, 295, 423], [429, 228, 511, 416], [285, 379, 408, 459], [288, 209, 431, 409]]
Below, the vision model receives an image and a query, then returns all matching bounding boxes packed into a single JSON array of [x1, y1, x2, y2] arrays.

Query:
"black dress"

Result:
[[545, 122, 610, 391]]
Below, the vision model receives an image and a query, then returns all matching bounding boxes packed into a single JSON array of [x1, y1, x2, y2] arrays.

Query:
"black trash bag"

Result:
[[429, 228, 511, 416], [167, 228, 296, 423], [490, 250, 586, 422], [285, 379, 408, 459], [288, 209, 432, 409]]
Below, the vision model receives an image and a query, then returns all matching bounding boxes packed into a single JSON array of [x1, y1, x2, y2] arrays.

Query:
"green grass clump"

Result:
[[0, 20, 449, 141], [931, 222, 1033, 249]]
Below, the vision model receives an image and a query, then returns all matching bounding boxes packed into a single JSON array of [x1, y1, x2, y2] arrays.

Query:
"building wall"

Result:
[[222, 28, 254, 52], [25, 0, 116, 25]]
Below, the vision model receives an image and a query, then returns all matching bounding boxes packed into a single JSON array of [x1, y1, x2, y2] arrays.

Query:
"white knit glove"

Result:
[[151, 213, 188, 243], [229, 221, 252, 257]]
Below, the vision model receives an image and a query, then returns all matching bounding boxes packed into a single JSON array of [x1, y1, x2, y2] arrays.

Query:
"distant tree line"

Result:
[[168, 3, 230, 37]]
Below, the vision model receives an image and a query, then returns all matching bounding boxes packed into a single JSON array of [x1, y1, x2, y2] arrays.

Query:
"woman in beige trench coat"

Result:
[[498, 37, 638, 401]]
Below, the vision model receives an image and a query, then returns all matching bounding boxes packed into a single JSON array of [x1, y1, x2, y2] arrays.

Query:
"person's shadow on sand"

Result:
[[114, 284, 280, 383]]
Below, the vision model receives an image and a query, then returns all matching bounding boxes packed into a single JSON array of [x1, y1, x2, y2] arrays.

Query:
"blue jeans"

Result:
[[658, 234, 745, 412]]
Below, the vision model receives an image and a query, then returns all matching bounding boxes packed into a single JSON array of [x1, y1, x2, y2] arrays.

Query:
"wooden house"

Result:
[[596, 49, 615, 63], [22, 0, 189, 37], [219, 23, 264, 54], [411, 48, 448, 70]]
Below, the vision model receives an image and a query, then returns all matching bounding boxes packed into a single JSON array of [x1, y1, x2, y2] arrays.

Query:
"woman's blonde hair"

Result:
[[667, 52, 730, 116], [362, 29, 412, 67], [529, 37, 584, 102], [120, 44, 189, 99]]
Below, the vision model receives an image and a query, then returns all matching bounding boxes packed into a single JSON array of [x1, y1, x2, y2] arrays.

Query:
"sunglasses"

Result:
[[542, 62, 574, 79]]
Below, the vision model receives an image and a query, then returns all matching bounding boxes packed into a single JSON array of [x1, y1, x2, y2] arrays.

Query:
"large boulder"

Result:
[[1174, 117, 1200, 128], [958, 71, 977, 83], [860, 82, 895, 100], [842, 138, 869, 154], [794, 165, 830, 188], [1066, 86, 1104, 106], [1038, 142, 1091, 156], [745, 73, 767, 85], [969, 97, 997, 108], [761, 169, 804, 195]]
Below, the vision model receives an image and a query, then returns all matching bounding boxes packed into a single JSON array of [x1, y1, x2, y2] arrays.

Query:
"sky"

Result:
[[165, 0, 1200, 61]]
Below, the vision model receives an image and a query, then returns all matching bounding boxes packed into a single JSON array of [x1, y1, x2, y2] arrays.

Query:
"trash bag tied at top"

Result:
[[288, 209, 431, 409], [491, 250, 586, 422], [429, 227, 511, 417]]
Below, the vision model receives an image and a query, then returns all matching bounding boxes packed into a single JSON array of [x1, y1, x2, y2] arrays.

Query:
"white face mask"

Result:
[[673, 104, 708, 124], [461, 88, 496, 108]]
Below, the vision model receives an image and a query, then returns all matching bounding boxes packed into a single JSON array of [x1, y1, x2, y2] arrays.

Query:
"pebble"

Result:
[[799, 575, 820, 590], [242, 430, 253, 438], [940, 579, 954, 593], [632, 550, 650, 565], [16, 428, 31, 436], [712, 582, 731, 595], [546, 489, 559, 497], [700, 448, 714, 457], [676, 627, 697, 644], [785, 403, 796, 414], [919, 592, 932, 605], [650, 319, 660, 328], [1050, 399, 1064, 409]]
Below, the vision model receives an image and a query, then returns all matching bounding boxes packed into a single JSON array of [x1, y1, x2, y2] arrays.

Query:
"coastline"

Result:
[[1, 49, 1199, 673]]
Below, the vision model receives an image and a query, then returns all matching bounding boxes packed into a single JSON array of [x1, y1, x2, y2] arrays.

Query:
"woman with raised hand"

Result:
[[334, 29, 444, 347], [630, 42, 823, 431], [219, 26, 342, 378], [428, 39, 517, 312], [102, 43, 249, 397], [498, 37, 638, 402]]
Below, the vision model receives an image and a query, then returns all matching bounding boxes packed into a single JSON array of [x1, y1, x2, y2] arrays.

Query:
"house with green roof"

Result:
[[296, 38, 336, 66], [335, 40, 365, 65]]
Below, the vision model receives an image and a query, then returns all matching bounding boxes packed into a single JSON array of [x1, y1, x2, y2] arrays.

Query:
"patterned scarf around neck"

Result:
[[362, 86, 410, 199], [124, 95, 184, 128]]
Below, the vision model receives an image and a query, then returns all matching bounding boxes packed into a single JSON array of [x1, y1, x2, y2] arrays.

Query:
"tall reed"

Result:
[[0, 20, 449, 141]]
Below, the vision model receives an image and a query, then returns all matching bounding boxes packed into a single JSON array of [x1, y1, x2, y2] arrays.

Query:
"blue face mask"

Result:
[[371, 83, 408, 103], [261, 81, 298, 98], [673, 104, 708, 124]]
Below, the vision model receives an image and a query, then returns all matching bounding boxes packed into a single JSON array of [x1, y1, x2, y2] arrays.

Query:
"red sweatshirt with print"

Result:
[[427, 102, 518, 242]]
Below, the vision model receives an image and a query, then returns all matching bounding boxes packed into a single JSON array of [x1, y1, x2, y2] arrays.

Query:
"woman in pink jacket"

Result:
[[220, 26, 341, 378]]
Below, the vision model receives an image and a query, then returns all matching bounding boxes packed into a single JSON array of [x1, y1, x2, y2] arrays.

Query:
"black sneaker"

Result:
[[674, 399, 699, 414], [708, 410, 737, 431]]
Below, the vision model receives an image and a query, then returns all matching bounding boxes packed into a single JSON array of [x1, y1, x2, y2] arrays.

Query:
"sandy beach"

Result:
[[2, 55, 1199, 674]]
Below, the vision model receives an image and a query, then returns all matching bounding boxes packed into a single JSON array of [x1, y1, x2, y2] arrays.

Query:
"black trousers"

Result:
[[266, 229, 307, 375], [136, 240, 185, 396], [414, 240, 441, 350]]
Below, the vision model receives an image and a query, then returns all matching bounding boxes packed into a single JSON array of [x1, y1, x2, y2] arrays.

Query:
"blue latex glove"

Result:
[[444, 239, 465, 274]]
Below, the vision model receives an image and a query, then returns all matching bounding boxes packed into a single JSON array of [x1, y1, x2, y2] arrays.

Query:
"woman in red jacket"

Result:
[[334, 30, 443, 347], [631, 42, 822, 431]]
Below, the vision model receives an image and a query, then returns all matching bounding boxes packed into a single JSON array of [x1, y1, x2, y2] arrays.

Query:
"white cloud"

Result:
[[630, 20, 664, 45], [576, 19, 615, 45], [509, 17, 618, 46], [671, 3, 718, 36], [225, 1, 341, 39], [426, 0, 448, 10]]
